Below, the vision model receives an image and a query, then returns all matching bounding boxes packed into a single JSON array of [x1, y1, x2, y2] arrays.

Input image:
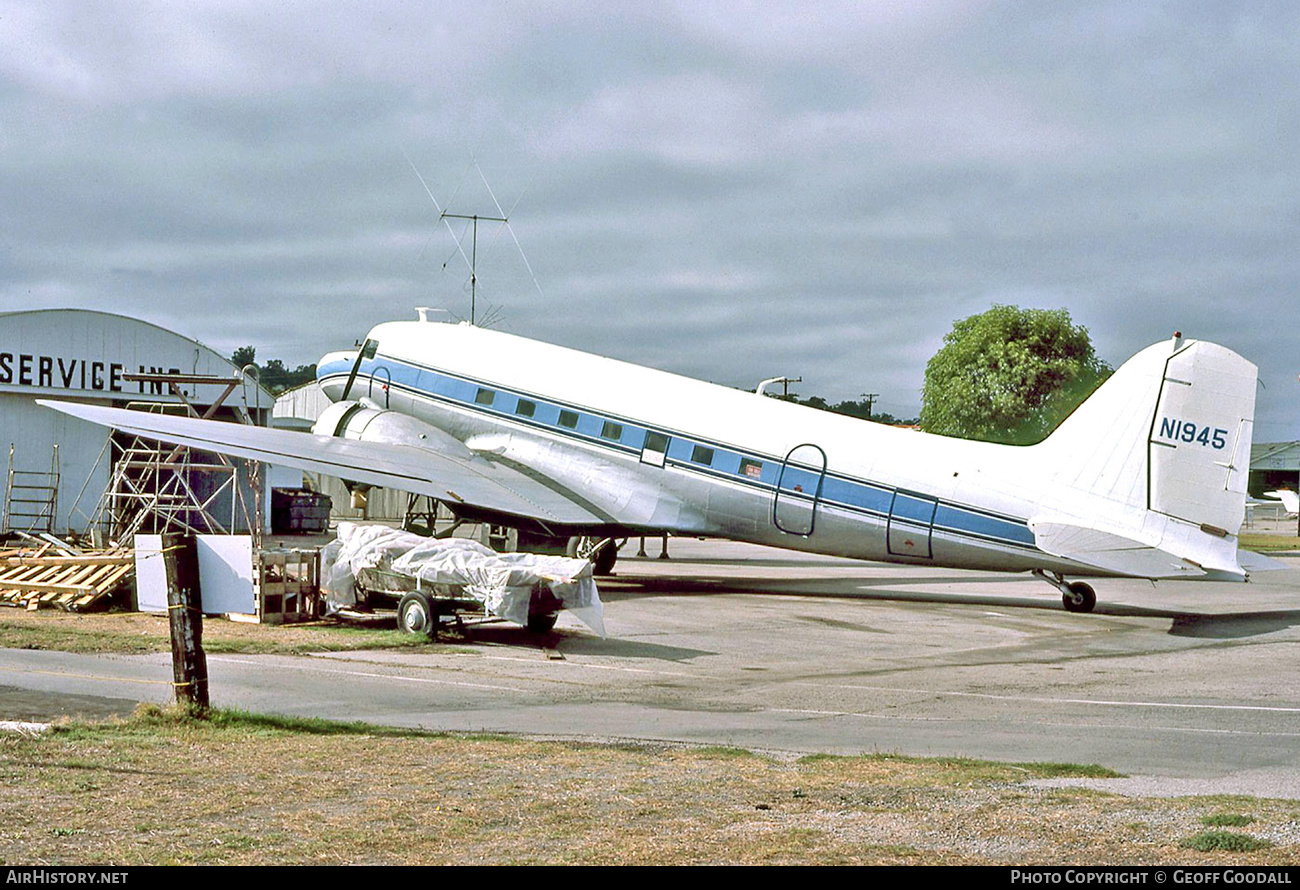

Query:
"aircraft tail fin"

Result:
[[1031, 335, 1257, 575], [1264, 488, 1300, 517]]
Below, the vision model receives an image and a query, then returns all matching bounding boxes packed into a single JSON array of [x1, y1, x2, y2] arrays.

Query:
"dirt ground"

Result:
[[2, 708, 1298, 866]]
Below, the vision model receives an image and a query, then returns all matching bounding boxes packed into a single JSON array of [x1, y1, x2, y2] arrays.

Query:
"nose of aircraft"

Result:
[[316, 348, 360, 401]]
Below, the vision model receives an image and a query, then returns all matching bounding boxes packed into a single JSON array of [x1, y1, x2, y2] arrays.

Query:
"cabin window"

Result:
[[641, 431, 671, 468], [515, 399, 536, 418], [475, 388, 495, 406], [691, 445, 715, 466], [361, 339, 379, 359], [558, 410, 579, 429], [601, 421, 623, 441], [739, 458, 763, 479]]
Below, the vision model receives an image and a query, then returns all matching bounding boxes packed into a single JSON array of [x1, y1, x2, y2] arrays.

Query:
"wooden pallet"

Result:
[[0, 544, 134, 611]]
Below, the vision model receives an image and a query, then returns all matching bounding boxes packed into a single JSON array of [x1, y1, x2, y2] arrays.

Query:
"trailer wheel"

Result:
[[398, 591, 437, 638], [527, 612, 559, 633]]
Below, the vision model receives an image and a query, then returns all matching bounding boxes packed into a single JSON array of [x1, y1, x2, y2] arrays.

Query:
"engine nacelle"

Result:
[[312, 400, 474, 460]]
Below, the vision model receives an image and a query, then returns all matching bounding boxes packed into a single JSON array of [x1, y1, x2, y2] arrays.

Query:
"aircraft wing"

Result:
[[37, 399, 605, 527]]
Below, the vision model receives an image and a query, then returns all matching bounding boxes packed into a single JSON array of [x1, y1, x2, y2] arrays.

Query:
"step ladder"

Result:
[[3, 444, 59, 535]]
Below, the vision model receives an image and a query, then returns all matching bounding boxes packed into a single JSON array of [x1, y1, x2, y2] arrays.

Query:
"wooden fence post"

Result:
[[162, 533, 209, 712]]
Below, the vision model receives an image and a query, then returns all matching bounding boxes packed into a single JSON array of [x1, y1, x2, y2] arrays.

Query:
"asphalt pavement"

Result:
[[2, 537, 1298, 798]]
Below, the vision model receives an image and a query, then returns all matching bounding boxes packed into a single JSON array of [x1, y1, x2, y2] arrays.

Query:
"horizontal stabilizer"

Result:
[[37, 399, 604, 527], [1030, 521, 1209, 579], [1236, 549, 1289, 573]]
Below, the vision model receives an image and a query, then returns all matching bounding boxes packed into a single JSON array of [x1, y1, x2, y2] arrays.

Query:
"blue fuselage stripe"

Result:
[[318, 354, 1039, 551]]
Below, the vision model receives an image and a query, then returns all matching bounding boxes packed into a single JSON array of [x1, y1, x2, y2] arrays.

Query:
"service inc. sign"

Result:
[[0, 309, 234, 398], [0, 351, 167, 394]]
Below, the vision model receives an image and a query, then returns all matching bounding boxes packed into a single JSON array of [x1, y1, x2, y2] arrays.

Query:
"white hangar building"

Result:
[[0, 308, 275, 538]]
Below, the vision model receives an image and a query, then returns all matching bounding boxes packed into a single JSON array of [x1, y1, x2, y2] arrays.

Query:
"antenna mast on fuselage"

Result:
[[403, 153, 544, 326], [439, 211, 506, 326]]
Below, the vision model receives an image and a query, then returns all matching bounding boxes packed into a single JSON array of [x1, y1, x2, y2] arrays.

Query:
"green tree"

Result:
[[228, 347, 316, 394], [920, 305, 1111, 445], [777, 392, 917, 426]]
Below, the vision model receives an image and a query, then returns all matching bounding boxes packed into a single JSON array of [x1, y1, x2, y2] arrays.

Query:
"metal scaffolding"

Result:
[[83, 370, 264, 547]]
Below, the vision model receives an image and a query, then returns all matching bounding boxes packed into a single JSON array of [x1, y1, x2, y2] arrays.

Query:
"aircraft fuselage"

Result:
[[315, 320, 1090, 575]]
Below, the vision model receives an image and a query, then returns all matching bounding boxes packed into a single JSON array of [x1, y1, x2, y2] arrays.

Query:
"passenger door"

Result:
[[772, 444, 827, 536]]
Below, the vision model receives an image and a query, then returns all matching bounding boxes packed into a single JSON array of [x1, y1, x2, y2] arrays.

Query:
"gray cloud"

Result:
[[2, 1, 1298, 436]]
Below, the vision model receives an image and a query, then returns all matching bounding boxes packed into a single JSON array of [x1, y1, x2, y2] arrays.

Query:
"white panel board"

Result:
[[196, 535, 256, 614], [133, 534, 168, 613]]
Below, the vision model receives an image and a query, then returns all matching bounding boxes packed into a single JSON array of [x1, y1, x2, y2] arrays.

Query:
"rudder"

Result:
[[1146, 339, 1256, 535]]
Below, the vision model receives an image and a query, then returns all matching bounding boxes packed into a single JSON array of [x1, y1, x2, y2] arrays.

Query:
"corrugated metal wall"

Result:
[[0, 309, 273, 537]]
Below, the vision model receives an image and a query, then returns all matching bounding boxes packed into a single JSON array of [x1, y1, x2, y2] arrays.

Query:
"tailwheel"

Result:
[[1062, 581, 1097, 614], [1032, 570, 1099, 614]]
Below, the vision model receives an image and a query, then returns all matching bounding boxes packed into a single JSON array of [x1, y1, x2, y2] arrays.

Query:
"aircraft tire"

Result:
[[1062, 581, 1097, 614], [567, 536, 618, 576], [398, 591, 437, 638]]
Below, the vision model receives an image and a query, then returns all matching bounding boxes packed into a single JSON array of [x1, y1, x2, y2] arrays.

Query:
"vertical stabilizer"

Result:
[[1037, 337, 1257, 538], [1147, 341, 1256, 534]]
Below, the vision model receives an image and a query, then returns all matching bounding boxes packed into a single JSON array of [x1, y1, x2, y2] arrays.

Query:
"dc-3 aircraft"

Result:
[[40, 313, 1270, 614]]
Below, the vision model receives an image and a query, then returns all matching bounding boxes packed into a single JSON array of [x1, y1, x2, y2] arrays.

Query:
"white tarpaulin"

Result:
[[320, 523, 604, 636]]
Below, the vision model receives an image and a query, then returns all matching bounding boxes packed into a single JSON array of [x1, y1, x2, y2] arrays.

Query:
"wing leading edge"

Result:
[[37, 399, 604, 527]]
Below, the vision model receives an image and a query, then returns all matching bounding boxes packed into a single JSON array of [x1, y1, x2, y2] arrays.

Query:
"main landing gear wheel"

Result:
[[1062, 581, 1097, 614], [567, 536, 619, 576], [398, 591, 437, 638]]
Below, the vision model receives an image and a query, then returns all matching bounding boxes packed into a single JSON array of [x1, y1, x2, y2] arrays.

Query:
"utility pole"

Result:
[[754, 376, 801, 397], [860, 393, 879, 419]]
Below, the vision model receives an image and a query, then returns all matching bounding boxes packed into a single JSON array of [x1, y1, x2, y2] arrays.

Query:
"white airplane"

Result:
[[1269, 489, 1300, 517], [1254, 488, 1299, 519], [41, 315, 1268, 614]]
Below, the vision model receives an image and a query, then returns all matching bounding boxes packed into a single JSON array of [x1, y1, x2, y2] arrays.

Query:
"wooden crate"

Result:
[[256, 548, 321, 624]]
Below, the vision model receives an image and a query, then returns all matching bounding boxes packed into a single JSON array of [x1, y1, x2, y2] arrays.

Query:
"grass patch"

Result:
[[1202, 813, 1255, 828], [1180, 831, 1273, 852], [1011, 761, 1122, 779], [0, 609, 448, 656], [1238, 533, 1300, 553], [797, 752, 1122, 780], [123, 703, 435, 739], [3, 708, 1297, 865]]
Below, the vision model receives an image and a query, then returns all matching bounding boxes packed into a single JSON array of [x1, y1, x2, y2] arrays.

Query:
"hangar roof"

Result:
[[1252, 441, 1300, 472], [0, 308, 272, 406]]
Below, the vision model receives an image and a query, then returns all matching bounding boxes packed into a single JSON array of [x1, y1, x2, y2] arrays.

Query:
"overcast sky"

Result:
[[3, 2, 1298, 437]]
